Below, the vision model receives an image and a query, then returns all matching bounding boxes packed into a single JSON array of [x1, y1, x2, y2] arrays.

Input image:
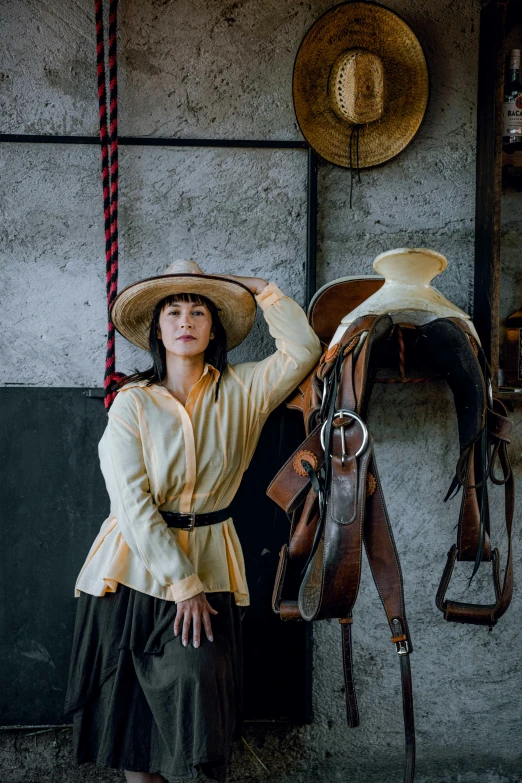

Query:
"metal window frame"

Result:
[[0, 133, 318, 306]]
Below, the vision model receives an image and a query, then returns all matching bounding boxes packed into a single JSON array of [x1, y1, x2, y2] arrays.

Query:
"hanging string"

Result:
[[349, 125, 362, 209], [95, 0, 126, 411]]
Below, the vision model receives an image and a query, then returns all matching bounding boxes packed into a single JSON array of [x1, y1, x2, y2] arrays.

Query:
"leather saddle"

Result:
[[267, 299, 514, 783]]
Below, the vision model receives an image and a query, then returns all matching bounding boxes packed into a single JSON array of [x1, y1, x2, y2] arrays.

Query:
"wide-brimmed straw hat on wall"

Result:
[[110, 259, 257, 351], [293, 1, 429, 168]]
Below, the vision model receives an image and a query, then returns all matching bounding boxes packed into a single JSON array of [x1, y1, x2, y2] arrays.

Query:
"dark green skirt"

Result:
[[63, 586, 244, 782]]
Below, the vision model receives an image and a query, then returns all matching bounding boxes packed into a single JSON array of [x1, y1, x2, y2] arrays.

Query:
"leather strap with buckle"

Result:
[[159, 506, 232, 530]]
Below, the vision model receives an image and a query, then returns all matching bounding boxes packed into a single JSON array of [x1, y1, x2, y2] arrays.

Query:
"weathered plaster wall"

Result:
[[1, 1, 521, 782]]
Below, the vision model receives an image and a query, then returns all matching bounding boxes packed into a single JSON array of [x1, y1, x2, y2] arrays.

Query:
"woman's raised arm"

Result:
[[228, 281, 322, 416]]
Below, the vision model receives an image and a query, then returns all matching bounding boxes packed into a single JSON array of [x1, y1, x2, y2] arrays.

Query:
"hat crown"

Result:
[[163, 259, 204, 276], [293, 2, 429, 168], [329, 48, 384, 125]]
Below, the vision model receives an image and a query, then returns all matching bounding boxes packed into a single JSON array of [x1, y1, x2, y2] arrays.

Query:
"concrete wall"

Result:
[[1, 1, 521, 782]]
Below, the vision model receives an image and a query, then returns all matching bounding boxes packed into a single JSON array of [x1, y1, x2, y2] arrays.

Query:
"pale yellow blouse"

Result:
[[74, 282, 322, 606]]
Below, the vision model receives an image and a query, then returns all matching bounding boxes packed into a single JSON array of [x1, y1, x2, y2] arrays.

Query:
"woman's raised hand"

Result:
[[221, 274, 268, 296], [174, 591, 218, 648]]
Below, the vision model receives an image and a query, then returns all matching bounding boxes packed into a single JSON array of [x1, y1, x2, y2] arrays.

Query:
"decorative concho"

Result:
[[293, 450, 319, 477], [367, 472, 377, 496], [324, 343, 341, 363]]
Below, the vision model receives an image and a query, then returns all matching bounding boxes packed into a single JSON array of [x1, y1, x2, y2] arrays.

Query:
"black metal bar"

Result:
[[0, 719, 294, 730], [305, 147, 318, 308], [0, 724, 72, 731], [473, 0, 505, 371], [304, 623, 313, 724], [0, 133, 307, 149]]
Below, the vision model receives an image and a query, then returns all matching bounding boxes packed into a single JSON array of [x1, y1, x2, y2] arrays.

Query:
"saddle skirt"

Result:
[[267, 305, 514, 783]]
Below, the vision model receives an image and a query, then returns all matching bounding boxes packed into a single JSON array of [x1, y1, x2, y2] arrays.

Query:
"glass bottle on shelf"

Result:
[[504, 308, 522, 387], [503, 48, 522, 153]]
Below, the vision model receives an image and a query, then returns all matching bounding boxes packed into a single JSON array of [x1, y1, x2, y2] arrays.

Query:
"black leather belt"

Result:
[[159, 507, 232, 531]]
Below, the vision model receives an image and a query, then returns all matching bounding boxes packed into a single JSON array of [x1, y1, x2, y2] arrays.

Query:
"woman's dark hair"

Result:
[[116, 293, 228, 400]]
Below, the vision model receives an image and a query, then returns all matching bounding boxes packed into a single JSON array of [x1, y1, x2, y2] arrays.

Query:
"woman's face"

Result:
[[156, 298, 214, 358]]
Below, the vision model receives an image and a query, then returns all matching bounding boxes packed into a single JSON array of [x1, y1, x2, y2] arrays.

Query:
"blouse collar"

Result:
[[118, 362, 220, 395]]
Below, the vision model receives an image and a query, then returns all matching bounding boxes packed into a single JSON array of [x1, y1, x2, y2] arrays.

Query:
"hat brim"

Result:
[[293, 2, 429, 168], [110, 273, 257, 351], [308, 275, 384, 344]]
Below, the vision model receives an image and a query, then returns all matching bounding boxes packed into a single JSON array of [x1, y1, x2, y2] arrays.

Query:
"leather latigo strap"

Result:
[[289, 487, 319, 559], [364, 457, 415, 781]]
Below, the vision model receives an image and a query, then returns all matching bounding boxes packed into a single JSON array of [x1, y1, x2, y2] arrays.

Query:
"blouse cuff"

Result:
[[255, 281, 285, 310], [167, 573, 205, 603]]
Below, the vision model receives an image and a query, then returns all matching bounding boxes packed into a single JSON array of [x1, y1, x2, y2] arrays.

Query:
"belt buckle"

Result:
[[181, 512, 196, 530], [395, 639, 409, 656]]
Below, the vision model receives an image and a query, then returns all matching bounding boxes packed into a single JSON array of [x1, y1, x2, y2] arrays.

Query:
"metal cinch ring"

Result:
[[320, 410, 369, 458]]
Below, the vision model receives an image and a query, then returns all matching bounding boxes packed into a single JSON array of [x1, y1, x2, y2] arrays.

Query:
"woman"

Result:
[[64, 259, 322, 783]]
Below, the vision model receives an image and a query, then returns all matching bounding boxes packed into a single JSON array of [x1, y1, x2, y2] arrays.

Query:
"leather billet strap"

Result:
[[398, 640, 416, 783], [340, 617, 359, 728], [364, 458, 412, 650], [365, 460, 415, 783]]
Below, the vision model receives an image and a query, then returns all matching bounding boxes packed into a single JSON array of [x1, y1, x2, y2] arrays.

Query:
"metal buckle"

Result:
[[319, 377, 329, 419], [395, 639, 409, 656], [180, 513, 196, 530], [487, 377, 494, 409], [320, 409, 369, 466]]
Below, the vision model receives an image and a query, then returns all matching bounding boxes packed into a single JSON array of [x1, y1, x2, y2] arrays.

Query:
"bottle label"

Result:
[[504, 97, 522, 134]]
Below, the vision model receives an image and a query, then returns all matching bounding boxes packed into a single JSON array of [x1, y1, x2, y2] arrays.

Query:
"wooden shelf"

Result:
[[497, 388, 522, 400], [475, 0, 522, 403]]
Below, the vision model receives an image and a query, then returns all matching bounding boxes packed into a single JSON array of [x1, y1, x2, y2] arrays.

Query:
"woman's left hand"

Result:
[[174, 591, 218, 648], [222, 274, 268, 296]]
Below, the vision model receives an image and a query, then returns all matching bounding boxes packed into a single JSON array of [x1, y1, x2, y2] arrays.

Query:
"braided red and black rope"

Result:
[[95, 0, 126, 410]]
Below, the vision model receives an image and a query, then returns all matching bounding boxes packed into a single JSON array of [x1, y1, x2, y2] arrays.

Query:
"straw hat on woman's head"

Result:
[[293, 1, 429, 169], [110, 259, 257, 351]]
